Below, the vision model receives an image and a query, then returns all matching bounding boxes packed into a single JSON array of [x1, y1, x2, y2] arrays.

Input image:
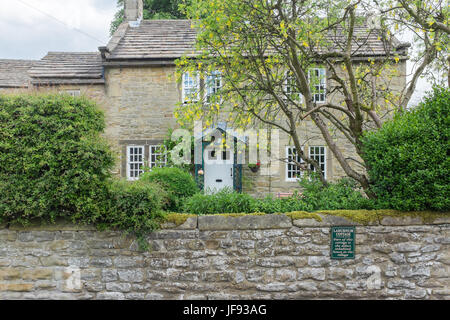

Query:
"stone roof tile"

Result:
[[29, 52, 104, 84], [106, 20, 408, 60], [107, 20, 198, 60], [0, 59, 36, 88]]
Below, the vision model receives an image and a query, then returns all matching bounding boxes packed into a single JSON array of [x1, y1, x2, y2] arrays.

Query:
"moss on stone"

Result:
[[374, 210, 449, 223], [163, 213, 197, 226], [163, 212, 267, 225], [208, 212, 267, 218], [316, 209, 449, 225], [317, 210, 379, 224], [162, 210, 448, 227], [281, 211, 323, 222]]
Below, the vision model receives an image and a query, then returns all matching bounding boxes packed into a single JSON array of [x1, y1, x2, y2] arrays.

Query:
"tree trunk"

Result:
[[309, 112, 376, 198]]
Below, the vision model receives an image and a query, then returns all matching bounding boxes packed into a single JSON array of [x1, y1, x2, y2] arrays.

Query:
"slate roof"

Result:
[[325, 25, 407, 57], [1, 20, 408, 87], [0, 59, 36, 88], [29, 52, 104, 85], [105, 20, 408, 61], [105, 20, 198, 60]]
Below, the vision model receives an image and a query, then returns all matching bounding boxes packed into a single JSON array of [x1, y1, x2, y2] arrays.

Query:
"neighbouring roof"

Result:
[[104, 19, 409, 61], [0, 59, 36, 88], [28, 52, 104, 85]]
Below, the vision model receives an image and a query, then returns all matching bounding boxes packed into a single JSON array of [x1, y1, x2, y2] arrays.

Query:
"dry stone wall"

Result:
[[0, 214, 449, 300]]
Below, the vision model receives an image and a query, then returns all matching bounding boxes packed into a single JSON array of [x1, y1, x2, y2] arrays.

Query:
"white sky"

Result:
[[0, 0, 431, 106], [0, 0, 117, 59]]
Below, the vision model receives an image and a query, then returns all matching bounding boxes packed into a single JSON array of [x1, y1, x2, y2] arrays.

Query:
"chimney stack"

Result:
[[124, 0, 143, 22]]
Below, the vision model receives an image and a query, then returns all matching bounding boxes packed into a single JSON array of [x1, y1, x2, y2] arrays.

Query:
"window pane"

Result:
[[206, 71, 222, 103], [183, 73, 199, 102], [127, 146, 145, 180], [309, 146, 326, 178], [149, 145, 167, 169], [286, 146, 304, 181]]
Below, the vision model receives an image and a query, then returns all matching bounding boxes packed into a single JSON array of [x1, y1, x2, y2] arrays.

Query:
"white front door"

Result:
[[204, 148, 234, 193]]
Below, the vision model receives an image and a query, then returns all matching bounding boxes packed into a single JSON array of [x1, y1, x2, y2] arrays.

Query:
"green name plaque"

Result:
[[330, 226, 355, 259]]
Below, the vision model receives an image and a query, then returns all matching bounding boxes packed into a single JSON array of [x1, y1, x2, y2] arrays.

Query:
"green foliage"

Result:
[[0, 94, 114, 225], [110, 0, 188, 35], [140, 167, 198, 211], [363, 87, 450, 211], [298, 174, 375, 211], [161, 128, 195, 172], [251, 193, 312, 214], [182, 175, 372, 215], [182, 188, 256, 214], [100, 179, 168, 237], [0, 94, 191, 240]]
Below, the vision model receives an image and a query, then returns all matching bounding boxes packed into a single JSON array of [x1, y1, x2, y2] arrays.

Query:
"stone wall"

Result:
[[0, 213, 448, 300]]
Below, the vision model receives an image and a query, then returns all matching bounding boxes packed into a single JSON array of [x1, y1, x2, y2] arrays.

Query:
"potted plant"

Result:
[[248, 161, 261, 173]]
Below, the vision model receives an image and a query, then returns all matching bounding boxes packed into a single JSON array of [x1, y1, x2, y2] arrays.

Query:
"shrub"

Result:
[[252, 194, 312, 213], [183, 188, 256, 214], [362, 87, 450, 211], [299, 175, 375, 211], [140, 167, 198, 211], [99, 179, 168, 236], [161, 128, 195, 172], [182, 176, 373, 215], [0, 94, 114, 225]]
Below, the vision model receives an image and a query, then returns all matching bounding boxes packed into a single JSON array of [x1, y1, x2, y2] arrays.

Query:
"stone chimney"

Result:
[[124, 0, 143, 22]]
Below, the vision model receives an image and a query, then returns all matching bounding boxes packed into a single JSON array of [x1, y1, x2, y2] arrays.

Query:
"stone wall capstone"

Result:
[[0, 214, 448, 300]]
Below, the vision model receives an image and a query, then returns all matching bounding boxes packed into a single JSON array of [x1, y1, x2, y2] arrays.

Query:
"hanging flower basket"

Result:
[[248, 161, 261, 173]]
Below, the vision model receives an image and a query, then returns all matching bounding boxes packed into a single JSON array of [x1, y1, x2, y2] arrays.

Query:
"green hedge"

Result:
[[99, 179, 168, 236], [0, 94, 114, 225], [140, 167, 198, 211], [363, 87, 450, 211]]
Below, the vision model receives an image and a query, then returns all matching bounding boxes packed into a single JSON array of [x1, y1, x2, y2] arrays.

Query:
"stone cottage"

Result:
[[0, 0, 409, 196]]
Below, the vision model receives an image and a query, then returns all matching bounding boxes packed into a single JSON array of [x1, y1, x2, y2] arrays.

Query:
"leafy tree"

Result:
[[377, 0, 449, 101], [363, 87, 450, 211], [175, 0, 448, 197], [110, 0, 188, 35]]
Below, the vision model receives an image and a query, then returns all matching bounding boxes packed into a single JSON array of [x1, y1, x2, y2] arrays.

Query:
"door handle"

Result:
[[231, 168, 233, 177], [216, 179, 223, 183]]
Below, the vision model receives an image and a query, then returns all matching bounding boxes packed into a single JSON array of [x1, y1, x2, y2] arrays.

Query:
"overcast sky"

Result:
[[0, 0, 117, 60], [0, 0, 431, 106]]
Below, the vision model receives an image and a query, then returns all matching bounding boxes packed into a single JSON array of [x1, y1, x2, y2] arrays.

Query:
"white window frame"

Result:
[[204, 70, 223, 104], [285, 146, 304, 182], [309, 146, 327, 179], [284, 72, 302, 102], [126, 146, 145, 181], [149, 145, 167, 169], [182, 72, 200, 103], [308, 68, 327, 103], [60, 89, 81, 97]]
